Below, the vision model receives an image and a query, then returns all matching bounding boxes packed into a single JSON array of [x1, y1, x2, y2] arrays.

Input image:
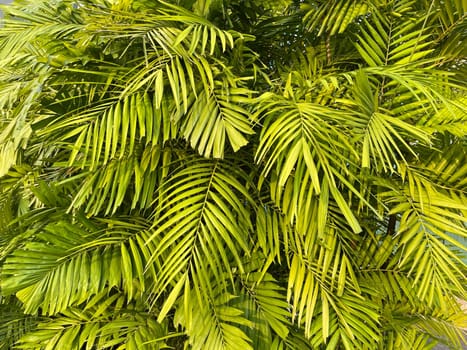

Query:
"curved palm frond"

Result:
[[302, 0, 372, 37], [174, 285, 253, 350], [146, 157, 253, 310], [0, 297, 39, 350], [255, 93, 363, 232], [14, 293, 174, 350]]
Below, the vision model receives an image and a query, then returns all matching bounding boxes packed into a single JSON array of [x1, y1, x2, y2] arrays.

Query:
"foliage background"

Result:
[[0, 0, 466, 349]]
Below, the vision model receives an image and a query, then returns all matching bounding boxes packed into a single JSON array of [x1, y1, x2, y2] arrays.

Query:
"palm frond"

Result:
[[354, 0, 435, 67], [174, 285, 253, 350], [287, 253, 380, 348], [255, 93, 362, 232], [302, 0, 372, 36], [236, 272, 290, 348], [0, 297, 39, 350], [15, 293, 174, 350], [0, 199, 154, 314], [147, 157, 254, 311], [378, 169, 467, 306], [345, 70, 430, 171]]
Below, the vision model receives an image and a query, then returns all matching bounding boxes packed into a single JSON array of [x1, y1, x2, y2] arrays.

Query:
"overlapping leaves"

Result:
[[0, 0, 465, 349]]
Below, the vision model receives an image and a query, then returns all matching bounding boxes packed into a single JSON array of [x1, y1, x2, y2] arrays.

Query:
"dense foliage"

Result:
[[0, 0, 466, 349]]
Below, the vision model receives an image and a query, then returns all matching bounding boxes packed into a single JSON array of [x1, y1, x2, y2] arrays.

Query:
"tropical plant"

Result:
[[0, 0, 466, 349]]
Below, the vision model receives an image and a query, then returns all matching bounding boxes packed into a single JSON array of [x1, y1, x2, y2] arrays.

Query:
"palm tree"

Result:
[[0, 0, 466, 349]]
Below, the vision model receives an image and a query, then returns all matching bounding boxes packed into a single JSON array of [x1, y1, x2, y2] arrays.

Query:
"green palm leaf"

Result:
[[175, 286, 253, 350], [255, 94, 362, 232], [147, 157, 254, 311]]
